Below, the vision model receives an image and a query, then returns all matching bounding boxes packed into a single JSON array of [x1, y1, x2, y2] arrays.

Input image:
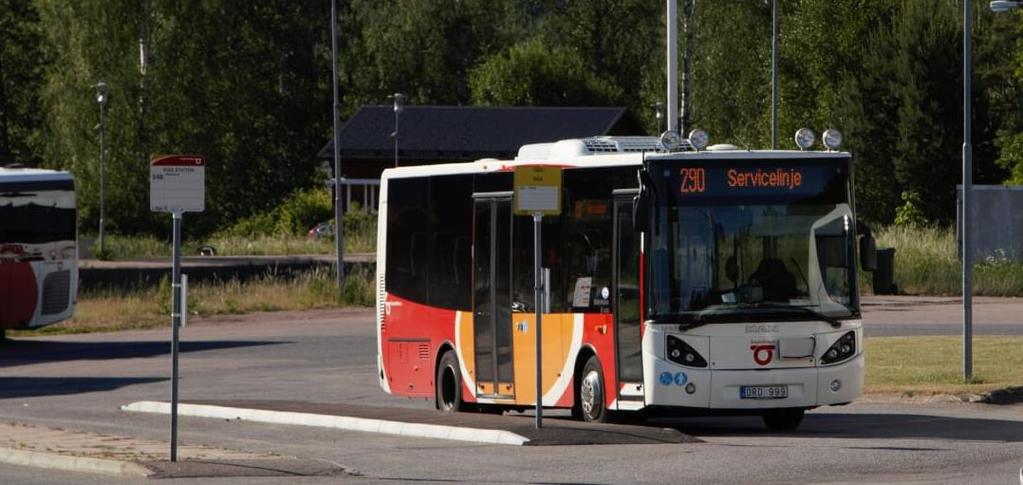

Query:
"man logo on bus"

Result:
[[750, 343, 776, 366]]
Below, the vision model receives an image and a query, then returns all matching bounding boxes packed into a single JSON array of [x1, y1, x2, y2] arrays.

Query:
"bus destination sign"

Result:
[[150, 154, 206, 213], [672, 162, 842, 199]]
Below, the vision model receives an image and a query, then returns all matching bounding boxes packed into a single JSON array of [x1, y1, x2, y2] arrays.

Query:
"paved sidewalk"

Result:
[[0, 421, 345, 478]]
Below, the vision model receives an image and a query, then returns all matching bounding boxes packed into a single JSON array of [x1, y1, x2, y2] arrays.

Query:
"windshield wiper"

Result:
[[748, 302, 843, 328]]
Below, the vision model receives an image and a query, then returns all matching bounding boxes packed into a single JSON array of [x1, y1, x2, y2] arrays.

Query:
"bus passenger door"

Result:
[[472, 195, 515, 399], [613, 193, 644, 408]]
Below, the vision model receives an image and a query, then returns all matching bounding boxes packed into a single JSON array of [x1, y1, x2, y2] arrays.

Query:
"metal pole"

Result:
[[962, 0, 973, 380], [681, 0, 693, 135], [170, 211, 181, 461], [771, 0, 778, 150], [99, 101, 106, 255], [533, 213, 543, 428], [331, 0, 345, 289], [394, 109, 399, 168], [666, 0, 678, 134]]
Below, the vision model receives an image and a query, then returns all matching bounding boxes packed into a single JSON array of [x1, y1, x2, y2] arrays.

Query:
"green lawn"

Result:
[[865, 336, 1023, 395]]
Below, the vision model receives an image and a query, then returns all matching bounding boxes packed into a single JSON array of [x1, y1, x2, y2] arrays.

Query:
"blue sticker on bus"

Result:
[[674, 372, 688, 386], [659, 372, 673, 386]]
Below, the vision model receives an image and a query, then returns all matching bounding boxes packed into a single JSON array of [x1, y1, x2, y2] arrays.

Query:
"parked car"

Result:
[[307, 222, 334, 240]]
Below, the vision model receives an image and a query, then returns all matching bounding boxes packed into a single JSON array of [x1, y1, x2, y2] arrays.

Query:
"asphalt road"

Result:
[[862, 295, 1023, 336], [0, 299, 1022, 484]]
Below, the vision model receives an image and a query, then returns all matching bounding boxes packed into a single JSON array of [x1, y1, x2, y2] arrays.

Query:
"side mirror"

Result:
[[633, 168, 653, 233], [859, 233, 877, 272]]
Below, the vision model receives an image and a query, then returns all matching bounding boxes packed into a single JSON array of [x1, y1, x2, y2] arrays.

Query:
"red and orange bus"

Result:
[[376, 134, 874, 429]]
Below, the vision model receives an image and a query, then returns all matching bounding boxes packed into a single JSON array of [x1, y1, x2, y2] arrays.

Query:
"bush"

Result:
[[216, 188, 332, 238], [274, 188, 334, 236]]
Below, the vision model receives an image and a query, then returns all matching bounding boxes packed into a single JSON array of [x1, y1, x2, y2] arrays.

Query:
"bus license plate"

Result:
[[740, 385, 788, 399]]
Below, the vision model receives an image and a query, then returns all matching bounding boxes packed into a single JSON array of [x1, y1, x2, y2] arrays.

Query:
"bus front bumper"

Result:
[[645, 353, 864, 410]]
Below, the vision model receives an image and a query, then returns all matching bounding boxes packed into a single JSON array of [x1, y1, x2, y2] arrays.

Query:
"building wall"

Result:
[[957, 185, 1023, 261]]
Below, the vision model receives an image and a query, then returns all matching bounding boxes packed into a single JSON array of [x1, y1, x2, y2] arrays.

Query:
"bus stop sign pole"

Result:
[[150, 154, 205, 462], [513, 165, 561, 430], [170, 210, 182, 461], [533, 212, 543, 429]]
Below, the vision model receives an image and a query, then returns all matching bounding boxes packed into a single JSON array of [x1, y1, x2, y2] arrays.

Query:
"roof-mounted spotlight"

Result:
[[822, 129, 843, 151], [794, 128, 816, 151], [687, 128, 709, 151], [659, 130, 682, 152]]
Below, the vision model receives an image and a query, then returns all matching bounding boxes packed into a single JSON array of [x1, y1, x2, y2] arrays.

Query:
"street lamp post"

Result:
[[95, 82, 108, 257], [390, 93, 405, 167], [771, 0, 778, 149], [330, 0, 345, 289]]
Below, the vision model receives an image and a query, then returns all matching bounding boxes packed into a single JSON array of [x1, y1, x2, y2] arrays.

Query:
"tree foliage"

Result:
[[469, 39, 621, 106], [4, 0, 1023, 233]]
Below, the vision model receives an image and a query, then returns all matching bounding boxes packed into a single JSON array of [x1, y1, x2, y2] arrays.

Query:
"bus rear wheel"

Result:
[[577, 356, 609, 423], [436, 350, 464, 412], [762, 409, 805, 431]]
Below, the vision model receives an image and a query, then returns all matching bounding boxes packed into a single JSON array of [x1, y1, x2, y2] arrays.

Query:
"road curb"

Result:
[[980, 386, 1023, 405], [121, 401, 530, 446], [0, 447, 151, 478]]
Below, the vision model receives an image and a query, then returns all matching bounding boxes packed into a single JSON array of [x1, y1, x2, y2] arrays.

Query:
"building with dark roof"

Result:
[[317, 105, 645, 180]]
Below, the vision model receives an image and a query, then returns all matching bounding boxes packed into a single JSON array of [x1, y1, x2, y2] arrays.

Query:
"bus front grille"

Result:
[[41, 270, 71, 315]]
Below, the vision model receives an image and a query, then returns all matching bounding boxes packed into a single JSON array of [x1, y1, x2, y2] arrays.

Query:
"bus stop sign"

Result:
[[150, 155, 205, 213], [514, 165, 562, 216]]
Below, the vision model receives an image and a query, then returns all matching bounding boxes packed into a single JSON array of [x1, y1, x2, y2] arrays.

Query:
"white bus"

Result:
[[0, 167, 78, 337], [375, 133, 875, 429]]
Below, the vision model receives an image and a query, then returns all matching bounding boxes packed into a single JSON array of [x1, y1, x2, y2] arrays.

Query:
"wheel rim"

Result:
[[440, 365, 456, 409], [580, 370, 602, 419]]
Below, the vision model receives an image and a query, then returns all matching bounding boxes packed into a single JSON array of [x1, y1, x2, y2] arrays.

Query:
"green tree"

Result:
[[342, 0, 532, 110], [0, 0, 48, 166], [469, 38, 621, 106], [35, 0, 333, 236], [35, 0, 150, 233]]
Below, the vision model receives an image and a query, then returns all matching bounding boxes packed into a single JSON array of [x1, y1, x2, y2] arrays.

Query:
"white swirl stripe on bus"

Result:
[[542, 313, 584, 406]]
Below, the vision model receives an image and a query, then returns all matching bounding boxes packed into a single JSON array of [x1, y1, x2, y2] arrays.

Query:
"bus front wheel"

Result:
[[577, 356, 609, 423], [762, 409, 805, 431], [435, 350, 464, 412]]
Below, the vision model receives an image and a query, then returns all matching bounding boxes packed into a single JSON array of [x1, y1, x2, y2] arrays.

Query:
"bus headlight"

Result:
[[820, 331, 856, 365], [666, 335, 708, 368]]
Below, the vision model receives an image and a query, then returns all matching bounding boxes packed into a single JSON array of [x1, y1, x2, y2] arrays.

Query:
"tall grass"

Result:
[[874, 225, 1023, 296], [83, 216, 376, 259], [17, 267, 374, 335]]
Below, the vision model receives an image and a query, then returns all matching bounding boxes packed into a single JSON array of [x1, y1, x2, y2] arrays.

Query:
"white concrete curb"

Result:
[[121, 401, 530, 446], [0, 447, 151, 478]]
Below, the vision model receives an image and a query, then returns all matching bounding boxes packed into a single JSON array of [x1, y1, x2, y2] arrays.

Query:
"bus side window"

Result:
[[512, 216, 535, 312], [566, 199, 612, 312], [410, 231, 430, 300], [385, 177, 430, 305]]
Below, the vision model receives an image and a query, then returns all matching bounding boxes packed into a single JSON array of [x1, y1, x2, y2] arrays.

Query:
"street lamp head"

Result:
[[95, 82, 108, 106], [390, 93, 405, 113], [991, 1, 1022, 12]]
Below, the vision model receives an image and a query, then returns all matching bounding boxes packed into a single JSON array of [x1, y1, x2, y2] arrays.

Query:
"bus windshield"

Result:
[[646, 158, 857, 325]]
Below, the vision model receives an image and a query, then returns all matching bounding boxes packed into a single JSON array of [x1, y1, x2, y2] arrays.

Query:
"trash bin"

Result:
[[872, 248, 896, 295]]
